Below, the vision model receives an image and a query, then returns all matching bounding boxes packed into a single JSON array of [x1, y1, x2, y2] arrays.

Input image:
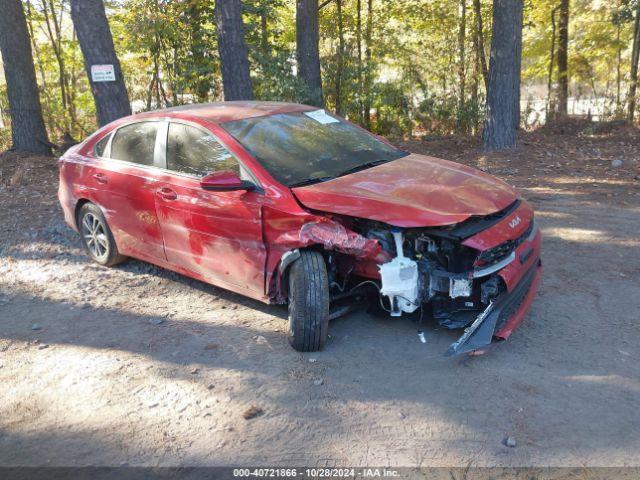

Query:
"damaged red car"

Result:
[[58, 101, 542, 355]]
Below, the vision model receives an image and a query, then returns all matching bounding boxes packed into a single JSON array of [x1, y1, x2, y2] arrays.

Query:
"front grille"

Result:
[[477, 218, 535, 265]]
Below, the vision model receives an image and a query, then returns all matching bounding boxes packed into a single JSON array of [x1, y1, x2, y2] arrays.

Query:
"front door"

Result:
[[154, 121, 266, 300]]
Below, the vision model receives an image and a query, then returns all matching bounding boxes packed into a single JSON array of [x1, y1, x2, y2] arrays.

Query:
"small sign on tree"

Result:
[[90, 64, 115, 82]]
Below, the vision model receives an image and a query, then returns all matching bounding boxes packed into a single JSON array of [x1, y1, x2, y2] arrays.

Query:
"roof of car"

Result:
[[133, 101, 317, 124]]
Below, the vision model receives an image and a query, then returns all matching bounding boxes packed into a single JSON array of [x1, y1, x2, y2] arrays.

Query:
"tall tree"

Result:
[[629, 1, 640, 121], [473, 0, 489, 91], [556, 0, 569, 117], [335, 0, 345, 115], [215, 0, 254, 101], [363, 0, 373, 129], [482, 0, 523, 150], [356, 0, 363, 122], [546, 6, 559, 118], [0, 0, 51, 155], [457, 0, 467, 131], [70, 0, 131, 126], [296, 0, 324, 107]]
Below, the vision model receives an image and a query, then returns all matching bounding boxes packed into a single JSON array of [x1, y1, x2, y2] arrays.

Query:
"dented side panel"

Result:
[[262, 205, 388, 301]]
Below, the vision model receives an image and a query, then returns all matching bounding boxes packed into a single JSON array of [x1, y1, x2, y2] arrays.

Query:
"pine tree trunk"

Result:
[[628, 2, 640, 122], [296, 0, 323, 107], [356, 0, 363, 123], [512, 0, 523, 130], [0, 0, 51, 155], [482, 0, 523, 150], [70, 0, 131, 126], [556, 0, 569, 117], [616, 23, 622, 112], [457, 0, 467, 132], [547, 6, 559, 120], [472, 0, 489, 92], [363, 0, 373, 129], [471, 19, 479, 114], [335, 0, 345, 116], [214, 0, 253, 101]]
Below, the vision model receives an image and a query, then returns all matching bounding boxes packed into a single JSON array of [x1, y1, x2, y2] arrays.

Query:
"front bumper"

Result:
[[445, 257, 542, 356]]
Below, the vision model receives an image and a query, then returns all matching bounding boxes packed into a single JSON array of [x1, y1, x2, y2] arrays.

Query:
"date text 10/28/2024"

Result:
[[233, 468, 401, 478]]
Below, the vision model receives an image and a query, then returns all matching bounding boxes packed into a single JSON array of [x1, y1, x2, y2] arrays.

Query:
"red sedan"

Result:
[[58, 101, 542, 355]]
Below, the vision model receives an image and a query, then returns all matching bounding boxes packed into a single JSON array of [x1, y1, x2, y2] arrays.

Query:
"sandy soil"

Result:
[[0, 121, 639, 467]]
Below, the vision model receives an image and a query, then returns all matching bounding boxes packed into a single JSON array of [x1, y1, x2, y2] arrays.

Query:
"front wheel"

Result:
[[287, 251, 330, 352], [78, 203, 127, 267]]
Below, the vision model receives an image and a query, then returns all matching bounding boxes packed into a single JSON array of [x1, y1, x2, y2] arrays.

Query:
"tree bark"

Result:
[[616, 22, 622, 112], [363, 0, 373, 129], [628, 2, 640, 122], [296, 0, 324, 107], [457, 0, 467, 132], [335, 0, 345, 116], [546, 6, 559, 119], [356, 0, 363, 123], [482, 0, 523, 150], [556, 0, 569, 117], [0, 0, 51, 155], [472, 0, 488, 92], [214, 0, 253, 101], [70, 0, 131, 126]]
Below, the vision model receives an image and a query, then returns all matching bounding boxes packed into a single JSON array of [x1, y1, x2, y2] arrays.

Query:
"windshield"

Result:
[[221, 111, 408, 187]]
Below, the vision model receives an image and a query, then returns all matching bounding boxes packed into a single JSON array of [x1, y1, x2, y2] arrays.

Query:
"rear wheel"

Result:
[[287, 251, 330, 352], [78, 203, 126, 267]]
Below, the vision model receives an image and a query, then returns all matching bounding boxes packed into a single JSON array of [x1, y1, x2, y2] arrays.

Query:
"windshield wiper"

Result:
[[288, 176, 334, 188], [336, 159, 390, 178]]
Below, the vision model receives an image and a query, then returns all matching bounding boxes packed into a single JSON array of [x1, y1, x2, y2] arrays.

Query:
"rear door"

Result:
[[91, 121, 166, 261], [154, 121, 267, 300]]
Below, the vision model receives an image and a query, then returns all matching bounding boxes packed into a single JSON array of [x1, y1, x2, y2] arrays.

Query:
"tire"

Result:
[[287, 251, 330, 352], [77, 203, 126, 267]]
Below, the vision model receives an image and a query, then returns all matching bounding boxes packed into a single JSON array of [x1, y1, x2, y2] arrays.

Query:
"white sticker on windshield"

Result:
[[304, 109, 340, 125]]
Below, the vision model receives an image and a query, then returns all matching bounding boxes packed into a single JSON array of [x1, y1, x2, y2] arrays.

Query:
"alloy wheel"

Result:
[[81, 212, 109, 260]]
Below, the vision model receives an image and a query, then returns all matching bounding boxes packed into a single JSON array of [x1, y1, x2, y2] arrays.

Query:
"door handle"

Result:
[[93, 173, 108, 184], [157, 187, 177, 200]]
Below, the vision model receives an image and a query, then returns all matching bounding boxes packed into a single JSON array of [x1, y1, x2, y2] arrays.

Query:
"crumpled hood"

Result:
[[291, 153, 519, 227]]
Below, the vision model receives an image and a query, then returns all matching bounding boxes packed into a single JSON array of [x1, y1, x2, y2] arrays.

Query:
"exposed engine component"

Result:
[[378, 230, 419, 316], [347, 218, 524, 354]]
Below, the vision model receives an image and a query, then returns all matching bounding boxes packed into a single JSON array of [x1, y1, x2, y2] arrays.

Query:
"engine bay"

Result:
[[328, 214, 539, 355]]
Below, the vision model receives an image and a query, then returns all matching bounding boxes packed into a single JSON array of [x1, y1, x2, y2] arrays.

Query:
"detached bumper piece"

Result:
[[445, 259, 541, 356]]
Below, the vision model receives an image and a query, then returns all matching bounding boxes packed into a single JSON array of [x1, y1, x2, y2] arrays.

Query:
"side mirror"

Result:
[[200, 171, 254, 192]]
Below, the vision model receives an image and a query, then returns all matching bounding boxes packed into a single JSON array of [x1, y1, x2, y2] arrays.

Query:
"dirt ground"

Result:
[[0, 121, 639, 468]]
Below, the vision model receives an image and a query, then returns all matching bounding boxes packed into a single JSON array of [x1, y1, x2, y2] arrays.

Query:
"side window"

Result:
[[166, 123, 240, 177], [110, 122, 158, 166], [94, 133, 110, 157]]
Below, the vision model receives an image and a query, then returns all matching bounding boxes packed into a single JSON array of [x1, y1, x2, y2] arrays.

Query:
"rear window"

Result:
[[110, 122, 158, 166]]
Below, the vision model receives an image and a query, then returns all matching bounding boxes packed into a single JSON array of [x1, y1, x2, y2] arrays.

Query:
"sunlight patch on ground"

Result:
[[534, 210, 575, 219], [0, 258, 78, 284], [522, 186, 588, 196], [541, 226, 640, 247], [564, 375, 640, 394], [544, 176, 636, 186]]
